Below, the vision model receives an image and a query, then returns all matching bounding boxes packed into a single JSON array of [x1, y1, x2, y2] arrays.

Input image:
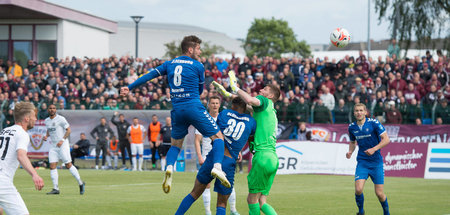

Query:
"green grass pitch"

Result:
[[11, 169, 450, 214]]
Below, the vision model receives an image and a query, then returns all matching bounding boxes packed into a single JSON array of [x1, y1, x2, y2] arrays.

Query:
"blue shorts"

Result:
[[355, 162, 384, 184], [170, 104, 220, 140], [197, 153, 236, 195]]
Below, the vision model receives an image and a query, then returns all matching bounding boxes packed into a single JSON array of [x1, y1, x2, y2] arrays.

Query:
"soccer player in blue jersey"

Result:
[[120, 35, 230, 193], [175, 97, 256, 215], [346, 103, 390, 215]]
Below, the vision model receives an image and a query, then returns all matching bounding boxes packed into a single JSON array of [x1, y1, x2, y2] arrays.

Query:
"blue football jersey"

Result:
[[348, 118, 386, 165], [216, 109, 256, 160], [154, 56, 204, 106]]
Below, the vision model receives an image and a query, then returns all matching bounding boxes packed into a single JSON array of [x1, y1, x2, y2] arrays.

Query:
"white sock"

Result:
[[139, 157, 143, 170], [50, 169, 59, 190], [202, 188, 211, 214], [161, 158, 166, 171], [69, 165, 83, 185], [214, 163, 222, 171], [114, 155, 118, 168], [106, 155, 112, 167], [229, 188, 237, 212], [132, 157, 137, 170]]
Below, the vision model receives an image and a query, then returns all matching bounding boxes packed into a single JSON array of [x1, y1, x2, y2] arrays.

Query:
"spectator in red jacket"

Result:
[[385, 101, 402, 124], [404, 83, 421, 104], [389, 72, 407, 92]]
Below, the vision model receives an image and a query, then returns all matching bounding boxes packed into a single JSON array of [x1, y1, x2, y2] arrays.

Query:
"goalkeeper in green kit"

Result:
[[212, 70, 281, 215]]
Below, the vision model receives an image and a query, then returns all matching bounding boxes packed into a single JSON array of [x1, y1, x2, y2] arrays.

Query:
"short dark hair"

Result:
[[181, 35, 202, 54], [267, 84, 281, 102], [209, 95, 221, 102], [232, 97, 247, 112]]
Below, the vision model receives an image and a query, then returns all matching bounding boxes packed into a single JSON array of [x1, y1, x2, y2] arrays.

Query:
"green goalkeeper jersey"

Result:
[[251, 95, 278, 152]]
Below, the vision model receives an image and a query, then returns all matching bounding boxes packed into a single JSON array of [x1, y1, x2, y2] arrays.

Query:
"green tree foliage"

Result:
[[374, 0, 450, 53], [164, 41, 226, 59], [244, 17, 310, 58]]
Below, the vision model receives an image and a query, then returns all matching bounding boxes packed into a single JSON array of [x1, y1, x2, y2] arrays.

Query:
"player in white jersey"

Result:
[[0, 102, 44, 215], [194, 96, 240, 215], [43, 104, 85, 195]]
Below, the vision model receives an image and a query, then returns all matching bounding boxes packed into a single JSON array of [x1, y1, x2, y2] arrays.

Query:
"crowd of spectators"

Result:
[[0, 49, 449, 129]]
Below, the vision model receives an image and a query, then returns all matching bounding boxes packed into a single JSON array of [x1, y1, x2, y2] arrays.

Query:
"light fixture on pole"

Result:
[[130, 16, 144, 59]]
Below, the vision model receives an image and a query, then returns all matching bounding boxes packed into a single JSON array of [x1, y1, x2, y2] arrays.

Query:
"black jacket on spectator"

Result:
[[334, 105, 350, 124], [314, 104, 332, 124], [407, 104, 421, 124], [74, 139, 91, 155], [90, 124, 114, 143], [111, 115, 130, 141], [435, 103, 450, 124]]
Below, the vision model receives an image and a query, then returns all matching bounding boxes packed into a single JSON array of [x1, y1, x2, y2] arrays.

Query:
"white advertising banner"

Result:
[[276, 141, 357, 175], [424, 143, 450, 179]]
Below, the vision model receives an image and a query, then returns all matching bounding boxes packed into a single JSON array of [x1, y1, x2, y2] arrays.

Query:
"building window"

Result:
[[0, 41, 7, 62], [37, 41, 56, 64], [36, 25, 57, 40], [13, 41, 32, 66], [11, 25, 33, 40], [0, 26, 8, 40]]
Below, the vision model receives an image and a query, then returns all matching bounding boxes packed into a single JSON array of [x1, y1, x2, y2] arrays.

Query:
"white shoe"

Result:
[[138, 168, 143, 172], [230, 211, 240, 215], [95, 165, 99, 170], [162, 165, 173, 193], [132, 168, 137, 171], [211, 167, 231, 188]]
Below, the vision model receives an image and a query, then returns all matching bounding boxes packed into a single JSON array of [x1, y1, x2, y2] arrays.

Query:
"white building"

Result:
[[0, 0, 117, 65], [109, 21, 245, 59]]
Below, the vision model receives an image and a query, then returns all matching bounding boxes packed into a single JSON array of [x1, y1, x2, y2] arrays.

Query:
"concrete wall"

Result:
[[109, 23, 245, 59], [60, 20, 110, 59]]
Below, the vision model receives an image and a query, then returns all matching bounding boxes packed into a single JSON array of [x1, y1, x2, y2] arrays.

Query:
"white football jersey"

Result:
[[44, 114, 70, 147], [0, 125, 30, 182], [195, 116, 217, 157]]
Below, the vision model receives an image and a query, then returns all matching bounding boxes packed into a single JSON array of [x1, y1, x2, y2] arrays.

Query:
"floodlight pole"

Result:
[[131, 16, 144, 59], [367, 0, 371, 58]]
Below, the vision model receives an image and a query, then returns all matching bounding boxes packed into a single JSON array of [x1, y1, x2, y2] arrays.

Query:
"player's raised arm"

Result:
[[17, 149, 44, 190], [228, 71, 261, 107], [121, 66, 167, 97]]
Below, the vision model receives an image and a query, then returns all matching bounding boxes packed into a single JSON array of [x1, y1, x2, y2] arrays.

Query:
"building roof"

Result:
[[0, 0, 117, 33]]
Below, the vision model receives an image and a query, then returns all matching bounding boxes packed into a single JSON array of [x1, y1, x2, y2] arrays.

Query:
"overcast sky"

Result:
[[46, 0, 393, 44]]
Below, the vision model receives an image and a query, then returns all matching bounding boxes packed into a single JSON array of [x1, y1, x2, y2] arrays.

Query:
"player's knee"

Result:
[[355, 187, 364, 195], [65, 163, 72, 169]]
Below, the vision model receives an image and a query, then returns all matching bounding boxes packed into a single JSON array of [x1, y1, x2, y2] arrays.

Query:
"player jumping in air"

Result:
[[347, 103, 390, 215], [175, 97, 256, 215], [213, 69, 281, 215], [120, 35, 230, 193]]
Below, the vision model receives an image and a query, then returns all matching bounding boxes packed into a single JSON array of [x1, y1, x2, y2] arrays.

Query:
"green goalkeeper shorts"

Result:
[[247, 151, 279, 195]]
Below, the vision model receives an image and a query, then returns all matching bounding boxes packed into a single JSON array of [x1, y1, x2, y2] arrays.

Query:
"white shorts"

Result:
[[130, 143, 144, 155], [0, 176, 29, 215], [48, 143, 72, 164]]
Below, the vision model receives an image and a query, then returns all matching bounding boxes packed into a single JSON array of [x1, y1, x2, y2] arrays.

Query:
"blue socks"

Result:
[[175, 194, 196, 215], [355, 193, 364, 214], [212, 139, 224, 165], [380, 197, 390, 215], [166, 146, 181, 168], [216, 206, 226, 215]]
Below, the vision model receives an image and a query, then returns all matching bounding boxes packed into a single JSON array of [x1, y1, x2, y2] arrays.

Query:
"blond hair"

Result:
[[14, 102, 36, 123], [353, 103, 367, 111]]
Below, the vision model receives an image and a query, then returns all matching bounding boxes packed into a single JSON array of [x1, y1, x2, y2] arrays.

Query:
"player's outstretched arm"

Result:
[[228, 70, 260, 107], [211, 81, 233, 98], [127, 69, 162, 92], [17, 149, 44, 190]]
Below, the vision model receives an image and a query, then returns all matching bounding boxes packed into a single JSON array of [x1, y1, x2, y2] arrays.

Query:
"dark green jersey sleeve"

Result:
[[253, 95, 269, 113]]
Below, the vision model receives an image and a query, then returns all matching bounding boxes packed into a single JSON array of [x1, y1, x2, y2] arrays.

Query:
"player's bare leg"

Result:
[[162, 137, 184, 193]]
